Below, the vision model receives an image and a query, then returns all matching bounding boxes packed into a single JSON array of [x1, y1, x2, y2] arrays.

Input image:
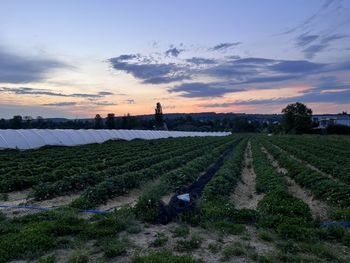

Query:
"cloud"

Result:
[[204, 58, 326, 85], [313, 76, 350, 91], [92, 101, 117, 106], [211, 42, 241, 51], [185, 57, 217, 65], [296, 33, 319, 47], [126, 99, 135, 104], [276, 0, 348, 58], [97, 91, 114, 96], [201, 102, 236, 108], [109, 49, 350, 98], [165, 48, 183, 57], [109, 51, 332, 90], [320, 34, 347, 44], [300, 34, 348, 59], [0, 48, 67, 83], [203, 88, 350, 108], [0, 87, 114, 98], [42, 102, 77, 107], [109, 54, 190, 84], [168, 82, 242, 98], [269, 60, 325, 73], [278, 0, 344, 35]]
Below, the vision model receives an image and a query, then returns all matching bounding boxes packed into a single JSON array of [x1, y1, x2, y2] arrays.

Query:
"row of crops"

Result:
[[264, 136, 350, 185], [0, 136, 232, 194], [0, 135, 349, 262]]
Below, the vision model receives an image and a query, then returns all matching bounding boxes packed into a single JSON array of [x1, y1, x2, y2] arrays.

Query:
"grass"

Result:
[[95, 237, 129, 258], [38, 255, 55, 263], [221, 242, 246, 261], [207, 221, 246, 235], [299, 242, 348, 263], [0, 208, 135, 262], [67, 249, 89, 263], [175, 235, 202, 252], [258, 230, 275, 242], [132, 251, 204, 263], [150, 233, 168, 247], [0, 193, 8, 201], [126, 224, 143, 234], [208, 242, 222, 254], [171, 224, 190, 238]]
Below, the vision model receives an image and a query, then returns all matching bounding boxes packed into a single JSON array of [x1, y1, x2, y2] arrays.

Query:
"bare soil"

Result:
[[261, 146, 330, 220], [161, 192, 174, 205], [0, 190, 80, 218], [231, 142, 264, 209], [97, 188, 142, 211], [41, 223, 275, 263]]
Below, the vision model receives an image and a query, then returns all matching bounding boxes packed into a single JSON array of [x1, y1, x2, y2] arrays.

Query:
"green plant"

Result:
[[150, 233, 168, 247], [276, 240, 301, 254], [258, 231, 275, 242], [132, 251, 203, 263], [38, 255, 55, 263], [175, 235, 202, 252], [0, 193, 8, 201], [67, 249, 89, 263], [208, 242, 221, 254], [221, 242, 246, 261], [103, 240, 127, 258], [209, 221, 246, 235], [171, 224, 190, 238]]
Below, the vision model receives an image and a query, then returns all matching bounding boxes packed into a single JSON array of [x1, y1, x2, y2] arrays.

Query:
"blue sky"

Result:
[[0, 0, 349, 118]]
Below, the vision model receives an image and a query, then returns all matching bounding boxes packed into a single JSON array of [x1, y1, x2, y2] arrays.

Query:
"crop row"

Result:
[[71, 138, 236, 209], [267, 137, 350, 184], [198, 138, 248, 223], [260, 139, 350, 209], [251, 140, 287, 194], [32, 137, 225, 200], [201, 139, 247, 203], [275, 136, 350, 158], [0, 139, 152, 172], [134, 138, 242, 222], [250, 140, 314, 240], [0, 136, 204, 179], [0, 137, 227, 192], [0, 140, 181, 192]]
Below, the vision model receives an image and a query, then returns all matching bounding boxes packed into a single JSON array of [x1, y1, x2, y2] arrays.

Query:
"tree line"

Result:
[[0, 113, 272, 132], [1, 102, 348, 134]]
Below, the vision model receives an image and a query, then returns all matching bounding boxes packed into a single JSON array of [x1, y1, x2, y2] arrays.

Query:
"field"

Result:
[[0, 135, 350, 263]]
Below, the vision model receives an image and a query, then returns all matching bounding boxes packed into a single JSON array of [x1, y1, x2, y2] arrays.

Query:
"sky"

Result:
[[0, 0, 350, 118]]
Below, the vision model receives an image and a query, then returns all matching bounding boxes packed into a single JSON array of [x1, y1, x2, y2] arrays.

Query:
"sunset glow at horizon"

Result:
[[1, 0, 350, 118]]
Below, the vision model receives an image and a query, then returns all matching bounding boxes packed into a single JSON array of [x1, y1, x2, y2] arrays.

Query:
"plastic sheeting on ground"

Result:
[[0, 129, 231, 150]]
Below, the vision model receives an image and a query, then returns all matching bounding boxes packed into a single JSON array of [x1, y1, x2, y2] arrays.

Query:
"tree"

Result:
[[155, 102, 163, 127], [36, 116, 45, 128], [105, 113, 116, 129], [10, 115, 23, 129], [281, 102, 312, 134], [24, 116, 32, 128], [94, 114, 103, 129], [0, 118, 6, 129]]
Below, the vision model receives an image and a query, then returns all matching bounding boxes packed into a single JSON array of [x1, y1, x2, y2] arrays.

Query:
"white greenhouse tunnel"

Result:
[[0, 129, 231, 150]]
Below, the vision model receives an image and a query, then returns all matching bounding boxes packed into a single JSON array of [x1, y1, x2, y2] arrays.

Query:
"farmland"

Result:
[[0, 135, 350, 263]]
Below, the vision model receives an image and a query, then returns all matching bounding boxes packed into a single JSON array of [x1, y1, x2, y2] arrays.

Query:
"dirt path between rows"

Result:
[[261, 146, 330, 220], [97, 188, 142, 211], [231, 141, 264, 209], [0, 189, 80, 218]]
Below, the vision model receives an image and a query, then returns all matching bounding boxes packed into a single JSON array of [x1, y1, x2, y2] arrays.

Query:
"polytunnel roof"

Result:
[[0, 129, 231, 150]]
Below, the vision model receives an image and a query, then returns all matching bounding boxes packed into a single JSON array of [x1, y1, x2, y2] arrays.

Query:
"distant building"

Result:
[[312, 114, 350, 128]]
